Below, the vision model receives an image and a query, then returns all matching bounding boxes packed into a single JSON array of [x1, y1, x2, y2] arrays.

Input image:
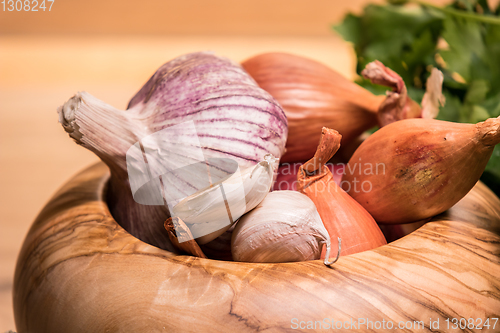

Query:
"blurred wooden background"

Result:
[[0, 0, 496, 330], [0, 0, 388, 35]]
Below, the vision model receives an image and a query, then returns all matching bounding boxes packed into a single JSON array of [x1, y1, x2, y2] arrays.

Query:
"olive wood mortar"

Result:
[[13, 163, 500, 332]]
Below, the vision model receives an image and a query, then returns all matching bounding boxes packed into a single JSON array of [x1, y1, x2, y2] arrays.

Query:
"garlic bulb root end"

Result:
[[57, 93, 84, 143]]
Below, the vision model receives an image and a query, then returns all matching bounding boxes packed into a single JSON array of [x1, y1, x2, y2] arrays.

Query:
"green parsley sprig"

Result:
[[334, 0, 500, 195]]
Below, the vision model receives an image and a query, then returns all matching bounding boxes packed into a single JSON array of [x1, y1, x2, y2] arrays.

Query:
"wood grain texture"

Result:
[[13, 163, 500, 332]]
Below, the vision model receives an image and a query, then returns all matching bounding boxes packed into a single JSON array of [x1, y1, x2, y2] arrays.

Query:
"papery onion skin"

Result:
[[58, 52, 288, 250], [164, 217, 207, 258], [231, 191, 330, 263], [342, 117, 500, 224], [242, 52, 384, 163]]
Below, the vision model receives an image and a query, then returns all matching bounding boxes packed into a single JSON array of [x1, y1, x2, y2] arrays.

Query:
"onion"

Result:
[[57, 52, 288, 250], [342, 116, 500, 224]]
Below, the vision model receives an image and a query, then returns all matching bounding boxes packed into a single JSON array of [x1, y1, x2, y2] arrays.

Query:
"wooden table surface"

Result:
[[0, 33, 357, 331]]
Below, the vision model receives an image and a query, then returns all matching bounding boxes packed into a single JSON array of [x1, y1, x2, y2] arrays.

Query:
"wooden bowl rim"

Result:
[[13, 162, 500, 332]]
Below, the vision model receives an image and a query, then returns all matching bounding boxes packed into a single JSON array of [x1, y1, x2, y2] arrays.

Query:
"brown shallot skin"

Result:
[[342, 117, 500, 224], [298, 128, 387, 257], [242, 52, 384, 163]]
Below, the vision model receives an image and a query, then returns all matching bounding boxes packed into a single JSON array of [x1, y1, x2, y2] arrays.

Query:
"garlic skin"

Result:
[[231, 191, 333, 263], [164, 217, 207, 258], [58, 52, 288, 250]]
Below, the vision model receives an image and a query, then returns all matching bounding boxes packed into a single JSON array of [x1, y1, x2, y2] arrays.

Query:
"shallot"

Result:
[[242, 52, 383, 162], [342, 116, 500, 223], [297, 128, 387, 256]]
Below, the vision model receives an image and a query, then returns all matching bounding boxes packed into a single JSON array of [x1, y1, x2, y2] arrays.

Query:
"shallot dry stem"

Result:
[[361, 60, 445, 127], [362, 60, 422, 127]]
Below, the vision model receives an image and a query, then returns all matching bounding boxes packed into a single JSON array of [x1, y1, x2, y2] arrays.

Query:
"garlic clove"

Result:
[[231, 190, 338, 265], [172, 154, 277, 244]]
